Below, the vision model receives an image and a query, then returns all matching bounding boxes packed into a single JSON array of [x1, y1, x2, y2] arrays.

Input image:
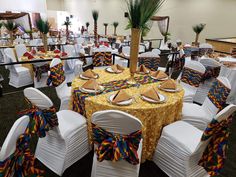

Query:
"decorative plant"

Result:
[[126, 0, 164, 82], [0, 22, 3, 37], [92, 10, 99, 46], [163, 32, 171, 43], [140, 21, 152, 42], [103, 23, 108, 35], [112, 22, 119, 36], [36, 19, 51, 51], [63, 18, 72, 41], [86, 22, 90, 31], [4, 20, 19, 45], [193, 23, 206, 45]]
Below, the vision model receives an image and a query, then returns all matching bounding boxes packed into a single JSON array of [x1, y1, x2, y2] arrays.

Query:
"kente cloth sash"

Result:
[[199, 48, 214, 57], [92, 123, 142, 165], [180, 67, 203, 87], [198, 116, 233, 176], [0, 128, 44, 177], [207, 80, 231, 110], [72, 75, 159, 116], [46, 63, 65, 87], [166, 56, 185, 73], [93, 52, 112, 67], [18, 99, 58, 138], [202, 66, 220, 82], [33, 64, 50, 82], [138, 57, 161, 71]]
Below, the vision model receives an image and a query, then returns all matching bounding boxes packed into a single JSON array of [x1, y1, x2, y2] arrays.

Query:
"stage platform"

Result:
[[206, 37, 236, 54]]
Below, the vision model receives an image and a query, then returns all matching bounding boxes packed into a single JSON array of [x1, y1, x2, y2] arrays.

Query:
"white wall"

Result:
[[0, 0, 47, 13], [61, 0, 236, 43]]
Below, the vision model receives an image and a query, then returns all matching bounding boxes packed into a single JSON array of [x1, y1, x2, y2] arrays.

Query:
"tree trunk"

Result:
[[42, 33, 48, 51], [105, 26, 107, 35], [114, 27, 117, 36], [130, 28, 141, 77], [94, 21, 97, 46], [66, 25, 69, 41], [195, 33, 199, 44], [9, 31, 13, 45]]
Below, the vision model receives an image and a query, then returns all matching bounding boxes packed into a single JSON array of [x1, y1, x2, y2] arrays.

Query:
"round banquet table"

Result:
[[71, 68, 184, 162]]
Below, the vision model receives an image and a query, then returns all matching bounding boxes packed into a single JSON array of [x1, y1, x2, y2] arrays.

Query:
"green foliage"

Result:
[[126, 0, 164, 30], [86, 22, 90, 28], [36, 19, 50, 34], [141, 21, 152, 37], [113, 22, 119, 28], [192, 23, 206, 34], [103, 23, 108, 27], [4, 20, 19, 32], [92, 10, 99, 22], [0, 22, 3, 29]]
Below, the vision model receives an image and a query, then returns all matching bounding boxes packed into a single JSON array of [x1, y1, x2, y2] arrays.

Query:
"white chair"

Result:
[[0, 115, 29, 164], [91, 110, 143, 177], [14, 37, 24, 44], [179, 61, 206, 103], [122, 46, 130, 57], [15, 44, 27, 61], [153, 104, 236, 177], [193, 58, 221, 104], [199, 43, 213, 57], [76, 37, 85, 45], [182, 76, 231, 130], [63, 45, 83, 81], [23, 87, 90, 176], [4, 48, 33, 88], [49, 58, 72, 110], [152, 48, 161, 55]]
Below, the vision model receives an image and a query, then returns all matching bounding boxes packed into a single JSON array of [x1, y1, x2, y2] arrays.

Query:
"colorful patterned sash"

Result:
[[93, 52, 112, 67], [33, 64, 50, 82], [198, 116, 233, 176], [138, 57, 160, 71], [92, 123, 142, 165], [18, 99, 58, 138], [202, 66, 220, 82], [180, 67, 203, 87], [73, 75, 159, 116], [207, 80, 231, 110], [0, 128, 44, 177], [47, 63, 65, 87]]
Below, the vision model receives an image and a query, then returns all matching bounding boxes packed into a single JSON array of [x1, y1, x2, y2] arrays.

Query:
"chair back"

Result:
[[138, 51, 160, 71], [76, 37, 84, 45], [200, 58, 221, 68], [122, 46, 130, 56], [152, 48, 161, 55], [202, 76, 231, 118], [4, 48, 21, 70], [24, 87, 53, 110], [63, 45, 77, 71], [92, 110, 142, 135], [63, 45, 76, 57], [0, 115, 29, 161], [15, 44, 27, 60], [199, 43, 213, 57], [14, 38, 24, 44]]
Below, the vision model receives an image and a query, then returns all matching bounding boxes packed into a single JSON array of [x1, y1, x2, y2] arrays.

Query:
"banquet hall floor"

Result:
[[0, 67, 235, 177]]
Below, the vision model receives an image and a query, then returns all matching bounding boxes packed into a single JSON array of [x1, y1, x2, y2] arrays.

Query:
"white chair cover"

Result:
[[15, 44, 27, 61]]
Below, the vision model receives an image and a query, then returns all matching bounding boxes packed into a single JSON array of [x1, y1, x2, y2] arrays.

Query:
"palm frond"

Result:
[[86, 22, 90, 27], [92, 10, 99, 22], [126, 0, 165, 29], [193, 23, 206, 34], [113, 22, 119, 28], [4, 20, 19, 31], [63, 20, 72, 26], [103, 23, 108, 27], [0, 22, 3, 29], [36, 19, 51, 34], [141, 21, 152, 37]]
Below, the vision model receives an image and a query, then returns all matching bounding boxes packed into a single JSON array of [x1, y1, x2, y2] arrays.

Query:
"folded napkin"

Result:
[[61, 52, 67, 57], [54, 49, 61, 53], [160, 79, 177, 90], [55, 55, 60, 58], [40, 48, 46, 53], [137, 64, 149, 73], [31, 49, 36, 55], [141, 87, 160, 101], [111, 64, 124, 73], [28, 54, 34, 60], [82, 69, 97, 78], [150, 70, 168, 79], [112, 90, 132, 103], [82, 79, 100, 90], [23, 52, 31, 57]]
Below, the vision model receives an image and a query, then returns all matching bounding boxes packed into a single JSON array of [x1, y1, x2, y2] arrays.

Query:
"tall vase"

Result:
[[42, 33, 48, 51], [9, 31, 13, 45], [194, 33, 199, 46], [128, 28, 141, 84], [105, 26, 107, 35], [66, 25, 69, 41], [94, 22, 97, 46], [114, 28, 117, 36]]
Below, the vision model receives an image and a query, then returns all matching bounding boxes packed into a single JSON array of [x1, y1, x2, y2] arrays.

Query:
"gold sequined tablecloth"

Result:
[[71, 68, 184, 162]]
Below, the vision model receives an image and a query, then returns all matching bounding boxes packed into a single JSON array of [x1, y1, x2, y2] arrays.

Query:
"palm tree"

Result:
[[92, 10, 99, 46], [193, 23, 206, 46], [63, 19, 72, 41], [4, 20, 19, 45], [86, 22, 90, 32], [112, 22, 119, 36], [103, 23, 108, 35], [36, 19, 51, 51], [126, 0, 164, 82]]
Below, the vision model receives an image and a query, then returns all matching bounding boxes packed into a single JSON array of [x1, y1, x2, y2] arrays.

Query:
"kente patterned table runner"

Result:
[[72, 75, 159, 116]]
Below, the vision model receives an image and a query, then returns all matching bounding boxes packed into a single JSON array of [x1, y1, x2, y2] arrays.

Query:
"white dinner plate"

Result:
[[79, 73, 99, 80], [108, 94, 133, 106], [158, 85, 182, 93], [141, 93, 167, 104], [80, 86, 104, 93], [105, 67, 123, 74], [150, 75, 169, 81]]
